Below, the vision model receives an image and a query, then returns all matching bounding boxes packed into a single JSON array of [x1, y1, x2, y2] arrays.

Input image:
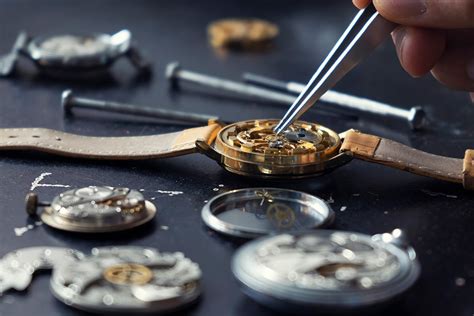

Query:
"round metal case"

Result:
[[202, 188, 334, 238], [232, 229, 420, 313], [50, 246, 202, 314], [40, 186, 156, 233], [209, 119, 352, 178], [26, 30, 130, 70]]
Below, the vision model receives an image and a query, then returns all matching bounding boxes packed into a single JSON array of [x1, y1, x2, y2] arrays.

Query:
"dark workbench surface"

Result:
[[0, 0, 473, 315]]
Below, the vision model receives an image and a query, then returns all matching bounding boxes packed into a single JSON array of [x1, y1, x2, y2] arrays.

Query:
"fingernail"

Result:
[[467, 59, 474, 81], [378, 0, 427, 17], [392, 27, 407, 65]]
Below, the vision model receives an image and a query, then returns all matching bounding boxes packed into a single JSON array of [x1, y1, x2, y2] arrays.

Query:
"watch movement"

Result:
[[232, 229, 420, 312], [26, 186, 157, 233], [50, 246, 202, 314]]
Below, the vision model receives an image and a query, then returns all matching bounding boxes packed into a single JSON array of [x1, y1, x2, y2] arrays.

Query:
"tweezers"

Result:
[[274, 3, 397, 134]]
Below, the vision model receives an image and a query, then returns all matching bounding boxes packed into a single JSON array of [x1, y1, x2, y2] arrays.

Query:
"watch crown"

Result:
[[25, 192, 39, 216]]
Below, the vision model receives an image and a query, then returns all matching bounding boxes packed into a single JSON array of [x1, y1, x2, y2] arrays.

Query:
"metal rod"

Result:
[[243, 73, 425, 130], [165, 62, 357, 120], [61, 90, 219, 126], [166, 62, 296, 104]]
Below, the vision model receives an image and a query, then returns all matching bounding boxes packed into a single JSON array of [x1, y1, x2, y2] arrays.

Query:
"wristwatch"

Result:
[[0, 30, 150, 79], [0, 119, 472, 189]]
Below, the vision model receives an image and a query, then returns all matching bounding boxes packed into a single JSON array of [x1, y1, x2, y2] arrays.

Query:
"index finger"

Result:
[[352, 0, 371, 9], [373, 0, 474, 29]]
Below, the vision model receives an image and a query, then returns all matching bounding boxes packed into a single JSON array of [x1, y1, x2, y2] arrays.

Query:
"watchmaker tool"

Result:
[[61, 90, 225, 126], [274, 3, 397, 134], [202, 188, 334, 238], [208, 18, 279, 49], [243, 72, 425, 130], [166, 62, 354, 120], [0, 247, 84, 294], [50, 246, 202, 314], [0, 30, 150, 79], [232, 229, 420, 312], [26, 186, 156, 233]]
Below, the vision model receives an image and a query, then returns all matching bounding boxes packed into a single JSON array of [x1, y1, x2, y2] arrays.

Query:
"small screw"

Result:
[[61, 89, 219, 126], [25, 193, 50, 216]]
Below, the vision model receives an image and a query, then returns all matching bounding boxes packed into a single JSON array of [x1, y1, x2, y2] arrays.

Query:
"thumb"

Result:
[[374, 0, 474, 28]]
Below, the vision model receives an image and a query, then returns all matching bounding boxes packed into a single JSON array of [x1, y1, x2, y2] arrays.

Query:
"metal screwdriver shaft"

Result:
[[243, 73, 425, 130], [165, 62, 355, 119], [166, 62, 295, 105], [61, 90, 219, 126]]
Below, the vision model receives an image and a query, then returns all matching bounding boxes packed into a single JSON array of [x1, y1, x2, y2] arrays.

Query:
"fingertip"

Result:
[[352, 0, 371, 9], [394, 27, 446, 77]]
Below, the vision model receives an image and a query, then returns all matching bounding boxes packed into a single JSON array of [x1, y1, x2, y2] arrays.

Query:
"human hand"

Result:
[[353, 0, 474, 99]]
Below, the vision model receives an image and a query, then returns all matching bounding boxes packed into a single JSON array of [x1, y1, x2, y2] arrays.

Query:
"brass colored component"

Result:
[[213, 119, 348, 178], [266, 203, 295, 228], [340, 130, 381, 157], [463, 149, 474, 190], [208, 19, 279, 49], [316, 263, 363, 277], [255, 189, 275, 205], [103, 263, 153, 285]]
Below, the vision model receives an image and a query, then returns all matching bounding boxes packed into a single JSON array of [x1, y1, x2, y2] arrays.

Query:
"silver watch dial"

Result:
[[41, 186, 156, 233], [0, 247, 84, 294], [50, 246, 202, 314], [26, 30, 132, 70], [232, 230, 420, 311], [37, 35, 109, 58]]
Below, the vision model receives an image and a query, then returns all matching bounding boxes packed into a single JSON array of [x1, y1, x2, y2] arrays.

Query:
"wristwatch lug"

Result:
[[0, 31, 30, 77], [109, 29, 132, 54], [339, 129, 359, 140], [125, 46, 151, 74], [195, 140, 222, 162]]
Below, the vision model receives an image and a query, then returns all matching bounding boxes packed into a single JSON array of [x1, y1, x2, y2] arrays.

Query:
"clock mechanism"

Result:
[[208, 119, 351, 178]]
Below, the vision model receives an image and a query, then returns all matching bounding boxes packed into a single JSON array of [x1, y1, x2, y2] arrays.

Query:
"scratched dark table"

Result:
[[0, 0, 473, 315]]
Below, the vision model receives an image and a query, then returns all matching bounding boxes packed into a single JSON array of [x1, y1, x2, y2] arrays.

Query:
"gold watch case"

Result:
[[197, 119, 352, 178]]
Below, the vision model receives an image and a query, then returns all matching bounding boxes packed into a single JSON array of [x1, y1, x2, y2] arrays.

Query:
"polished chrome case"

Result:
[[202, 188, 334, 238], [232, 229, 420, 312], [50, 246, 202, 314], [0, 30, 150, 78], [25, 30, 130, 71]]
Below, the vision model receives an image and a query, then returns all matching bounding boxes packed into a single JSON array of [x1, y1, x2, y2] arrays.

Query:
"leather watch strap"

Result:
[[463, 150, 474, 190], [0, 124, 221, 160], [340, 130, 473, 189]]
